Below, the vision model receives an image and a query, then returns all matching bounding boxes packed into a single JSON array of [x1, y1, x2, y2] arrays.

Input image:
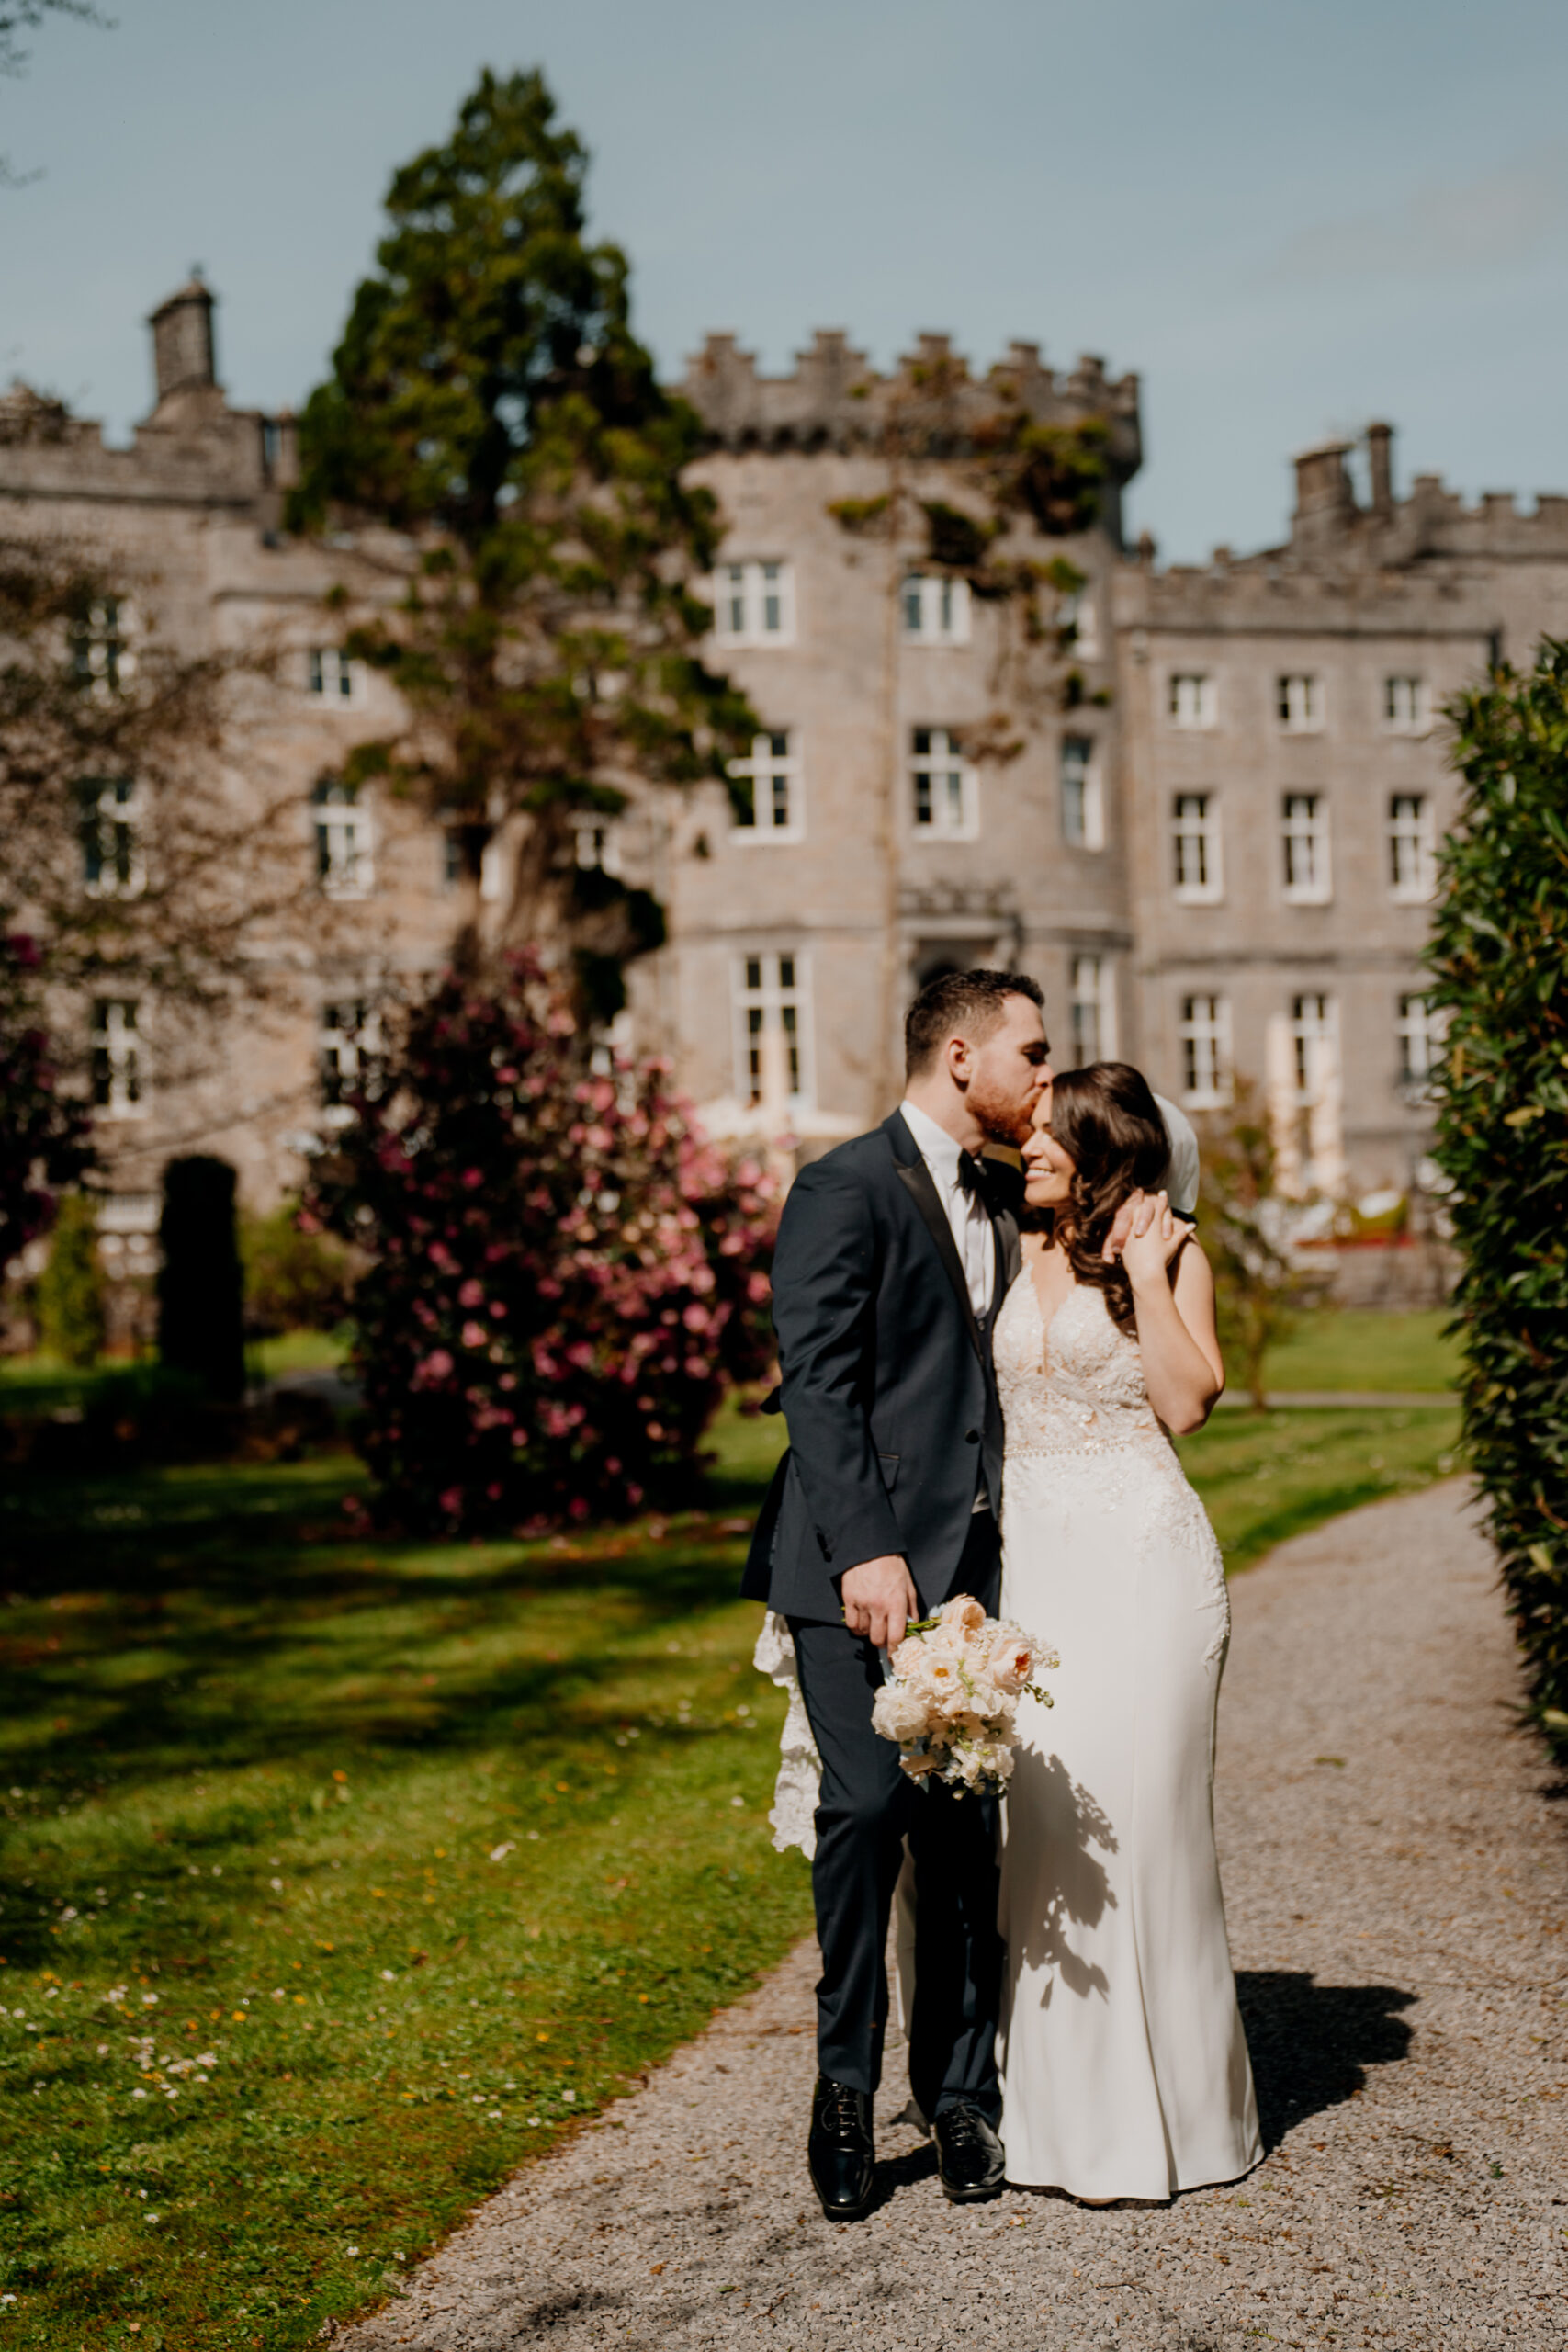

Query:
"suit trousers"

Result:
[[789, 1508, 1004, 2123]]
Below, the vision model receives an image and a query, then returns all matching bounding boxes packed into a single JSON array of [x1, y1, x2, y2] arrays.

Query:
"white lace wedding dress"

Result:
[[993, 1270, 1261, 2200]]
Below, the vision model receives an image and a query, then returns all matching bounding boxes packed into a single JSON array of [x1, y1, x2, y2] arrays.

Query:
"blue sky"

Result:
[[4, 0, 1566, 561]]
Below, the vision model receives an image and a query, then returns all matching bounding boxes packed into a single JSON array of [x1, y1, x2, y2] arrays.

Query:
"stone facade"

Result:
[[5, 280, 1564, 1229]]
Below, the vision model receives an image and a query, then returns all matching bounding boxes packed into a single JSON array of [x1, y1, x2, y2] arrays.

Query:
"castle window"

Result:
[[311, 776, 372, 898], [91, 998, 144, 1117], [1168, 672, 1215, 729], [1387, 793, 1435, 901], [1070, 956, 1116, 1063], [78, 776, 144, 897], [728, 731, 801, 841], [572, 818, 623, 876], [1281, 792, 1331, 902], [733, 952, 810, 1110], [1277, 673, 1323, 731], [440, 823, 507, 899], [71, 598, 133, 696], [902, 575, 972, 646], [1172, 792, 1222, 902], [1060, 736, 1103, 850], [319, 1000, 382, 1120], [1383, 675, 1427, 732], [1397, 992, 1442, 1095], [307, 648, 359, 702], [1178, 993, 1230, 1109], [1060, 589, 1100, 659], [1289, 992, 1337, 1102], [909, 729, 977, 840], [714, 560, 795, 647]]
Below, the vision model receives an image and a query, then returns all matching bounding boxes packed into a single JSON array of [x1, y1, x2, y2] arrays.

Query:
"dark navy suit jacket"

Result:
[[742, 1109, 1022, 1623]]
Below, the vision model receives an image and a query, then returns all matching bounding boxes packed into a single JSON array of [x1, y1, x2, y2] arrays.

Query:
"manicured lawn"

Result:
[[1261, 1306, 1459, 1395], [0, 1389, 1461, 2348]]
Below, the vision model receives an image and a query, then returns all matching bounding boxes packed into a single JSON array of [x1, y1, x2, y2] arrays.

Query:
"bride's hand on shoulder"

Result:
[[1120, 1192, 1189, 1291]]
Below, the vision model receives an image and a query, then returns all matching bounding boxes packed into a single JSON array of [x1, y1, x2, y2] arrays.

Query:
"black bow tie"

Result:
[[956, 1150, 987, 1200]]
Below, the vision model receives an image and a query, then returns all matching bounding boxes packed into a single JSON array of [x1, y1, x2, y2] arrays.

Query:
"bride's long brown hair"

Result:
[[1041, 1063, 1169, 1335]]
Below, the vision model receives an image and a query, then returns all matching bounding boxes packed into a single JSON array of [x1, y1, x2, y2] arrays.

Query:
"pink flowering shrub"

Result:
[[303, 953, 780, 1532]]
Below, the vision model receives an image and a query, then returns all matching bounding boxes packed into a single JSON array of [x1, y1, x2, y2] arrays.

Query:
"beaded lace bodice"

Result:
[[993, 1270, 1166, 1461]]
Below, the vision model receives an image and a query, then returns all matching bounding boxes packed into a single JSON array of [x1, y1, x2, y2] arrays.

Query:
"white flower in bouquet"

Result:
[[872, 1596, 1055, 1798]]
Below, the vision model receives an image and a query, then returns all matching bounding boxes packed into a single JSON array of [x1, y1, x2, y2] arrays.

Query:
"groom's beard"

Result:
[[966, 1071, 1039, 1151]]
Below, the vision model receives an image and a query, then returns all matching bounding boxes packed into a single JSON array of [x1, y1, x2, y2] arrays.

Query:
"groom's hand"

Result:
[[840, 1555, 919, 1653]]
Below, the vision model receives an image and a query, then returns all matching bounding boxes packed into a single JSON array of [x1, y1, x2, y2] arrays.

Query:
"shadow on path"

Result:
[[1236, 1970, 1416, 2149]]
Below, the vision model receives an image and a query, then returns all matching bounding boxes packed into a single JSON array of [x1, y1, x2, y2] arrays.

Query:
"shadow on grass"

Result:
[[0, 1453, 775, 1826], [1235, 1970, 1416, 2149]]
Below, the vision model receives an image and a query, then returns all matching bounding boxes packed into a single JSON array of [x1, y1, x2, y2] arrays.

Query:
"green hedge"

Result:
[[1427, 642, 1568, 1752]]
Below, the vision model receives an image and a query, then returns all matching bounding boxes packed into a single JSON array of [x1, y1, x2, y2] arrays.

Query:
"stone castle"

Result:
[[6, 277, 1566, 1276]]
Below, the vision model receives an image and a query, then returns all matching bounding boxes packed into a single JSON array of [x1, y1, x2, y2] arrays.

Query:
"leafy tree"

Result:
[[35, 1186, 103, 1365], [288, 67, 753, 1018], [240, 1199, 356, 1337], [1427, 642, 1568, 1754], [0, 928, 92, 1274], [1198, 1076, 1325, 1409], [303, 952, 779, 1534]]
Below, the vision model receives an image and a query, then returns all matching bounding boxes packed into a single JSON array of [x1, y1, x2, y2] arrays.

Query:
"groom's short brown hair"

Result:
[[905, 967, 1044, 1078]]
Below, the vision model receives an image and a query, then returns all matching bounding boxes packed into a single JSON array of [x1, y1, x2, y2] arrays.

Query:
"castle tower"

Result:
[[148, 272, 218, 410]]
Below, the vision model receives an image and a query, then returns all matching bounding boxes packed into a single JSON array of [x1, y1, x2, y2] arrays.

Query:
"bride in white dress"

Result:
[[995, 1061, 1261, 2201]]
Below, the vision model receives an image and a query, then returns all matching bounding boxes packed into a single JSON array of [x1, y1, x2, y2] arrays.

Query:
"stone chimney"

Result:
[[1366, 421, 1394, 519], [149, 272, 218, 405], [1292, 440, 1357, 545]]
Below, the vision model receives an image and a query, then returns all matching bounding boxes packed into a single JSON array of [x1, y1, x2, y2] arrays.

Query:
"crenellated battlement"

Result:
[[678, 327, 1142, 481]]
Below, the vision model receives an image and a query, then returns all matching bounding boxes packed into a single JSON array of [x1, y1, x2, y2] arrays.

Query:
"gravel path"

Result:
[[341, 1481, 1567, 2350]]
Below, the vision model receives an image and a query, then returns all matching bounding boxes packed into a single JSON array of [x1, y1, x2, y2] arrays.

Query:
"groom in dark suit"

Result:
[[743, 969, 1052, 2220]]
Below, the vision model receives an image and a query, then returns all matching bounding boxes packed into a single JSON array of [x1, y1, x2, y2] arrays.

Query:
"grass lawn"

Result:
[[0, 1390, 1461, 2348], [1261, 1306, 1459, 1395]]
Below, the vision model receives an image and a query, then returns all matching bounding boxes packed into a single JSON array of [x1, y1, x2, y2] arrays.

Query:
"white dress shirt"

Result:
[[897, 1098, 996, 1317]]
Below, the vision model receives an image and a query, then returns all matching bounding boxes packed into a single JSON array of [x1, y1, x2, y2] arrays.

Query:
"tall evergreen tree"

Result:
[[288, 67, 752, 1016]]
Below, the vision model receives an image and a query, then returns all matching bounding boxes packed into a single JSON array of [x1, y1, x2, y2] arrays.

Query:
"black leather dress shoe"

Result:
[[807, 2075, 875, 2221], [931, 2102, 1006, 2202]]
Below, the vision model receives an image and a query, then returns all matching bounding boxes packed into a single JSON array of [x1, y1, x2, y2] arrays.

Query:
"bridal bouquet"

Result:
[[871, 1596, 1056, 1797]]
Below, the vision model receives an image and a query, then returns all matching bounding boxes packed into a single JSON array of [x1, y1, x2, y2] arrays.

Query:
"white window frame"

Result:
[[571, 817, 624, 877], [311, 776, 373, 899], [78, 775, 145, 898], [440, 821, 508, 899], [319, 999, 383, 1124], [901, 574, 972, 647], [1383, 674, 1427, 734], [1060, 587, 1100, 659], [71, 596, 135, 698], [1168, 672, 1216, 729], [91, 997, 145, 1119], [728, 731, 802, 842], [1289, 992, 1337, 1103], [1396, 992, 1443, 1095], [1069, 954, 1117, 1064], [307, 647, 360, 703], [1278, 673, 1324, 733], [1387, 793, 1436, 902], [713, 559, 795, 648], [1172, 791, 1223, 903], [909, 728, 978, 841], [1281, 792, 1331, 903], [1178, 993, 1231, 1110], [732, 951, 812, 1111], [1059, 735, 1104, 851]]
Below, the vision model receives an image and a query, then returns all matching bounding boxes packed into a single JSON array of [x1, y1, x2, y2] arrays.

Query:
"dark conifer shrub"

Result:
[[157, 1156, 245, 1403], [1427, 642, 1568, 1752]]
